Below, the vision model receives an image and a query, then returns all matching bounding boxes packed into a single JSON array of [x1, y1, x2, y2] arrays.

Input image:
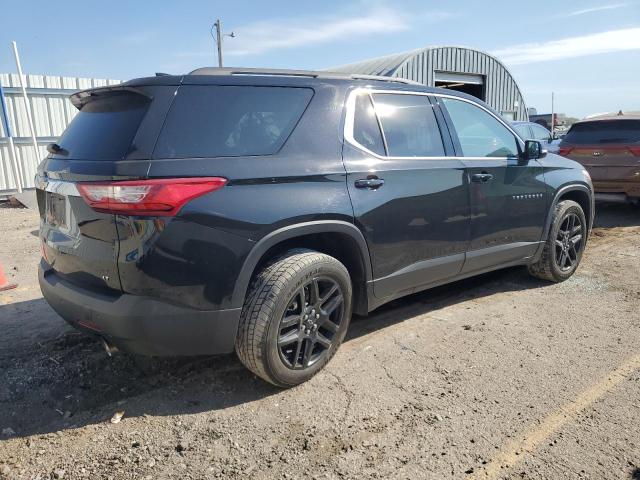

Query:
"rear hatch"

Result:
[[559, 119, 640, 184], [37, 83, 178, 292]]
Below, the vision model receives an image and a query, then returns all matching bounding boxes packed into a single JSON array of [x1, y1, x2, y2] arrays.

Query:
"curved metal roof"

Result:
[[327, 46, 528, 121], [325, 48, 424, 76]]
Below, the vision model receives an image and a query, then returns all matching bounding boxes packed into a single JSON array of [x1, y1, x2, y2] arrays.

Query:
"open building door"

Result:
[[434, 71, 485, 101]]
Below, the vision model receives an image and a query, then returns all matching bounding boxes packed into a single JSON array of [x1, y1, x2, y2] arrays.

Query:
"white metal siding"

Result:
[[0, 73, 121, 194]]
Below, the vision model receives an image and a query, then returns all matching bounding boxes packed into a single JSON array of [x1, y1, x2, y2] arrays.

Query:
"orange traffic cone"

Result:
[[0, 262, 17, 292]]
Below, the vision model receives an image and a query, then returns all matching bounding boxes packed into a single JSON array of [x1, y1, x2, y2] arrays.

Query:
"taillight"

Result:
[[558, 147, 573, 156], [77, 177, 227, 216], [628, 146, 640, 157]]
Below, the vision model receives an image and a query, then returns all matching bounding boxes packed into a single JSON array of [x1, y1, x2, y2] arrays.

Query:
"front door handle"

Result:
[[355, 177, 385, 189], [471, 173, 494, 183]]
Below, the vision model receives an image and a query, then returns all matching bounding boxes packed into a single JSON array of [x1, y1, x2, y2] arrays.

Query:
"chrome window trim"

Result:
[[343, 87, 524, 161]]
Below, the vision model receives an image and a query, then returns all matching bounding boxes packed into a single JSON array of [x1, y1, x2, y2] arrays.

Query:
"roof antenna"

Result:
[[617, 109, 624, 116]]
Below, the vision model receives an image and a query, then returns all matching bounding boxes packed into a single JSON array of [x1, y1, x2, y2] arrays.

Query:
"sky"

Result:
[[0, 0, 638, 118]]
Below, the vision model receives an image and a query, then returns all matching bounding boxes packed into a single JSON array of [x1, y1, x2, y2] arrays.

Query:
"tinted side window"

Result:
[[563, 120, 640, 144], [531, 124, 551, 141], [353, 94, 386, 156], [372, 94, 445, 157], [442, 98, 519, 157], [154, 86, 313, 158]]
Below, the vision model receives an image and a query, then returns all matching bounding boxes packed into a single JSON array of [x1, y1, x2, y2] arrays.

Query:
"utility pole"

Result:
[[214, 19, 223, 67], [550, 91, 555, 137], [212, 19, 235, 68]]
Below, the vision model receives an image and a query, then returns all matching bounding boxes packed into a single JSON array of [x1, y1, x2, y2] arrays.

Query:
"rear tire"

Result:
[[235, 249, 352, 387], [528, 200, 587, 282]]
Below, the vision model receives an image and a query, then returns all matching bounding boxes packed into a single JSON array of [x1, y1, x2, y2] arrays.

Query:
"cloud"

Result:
[[493, 27, 640, 65], [566, 3, 629, 16], [172, 7, 451, 59], [174, 7, 454, 60], [119, 31, 157, 46], [224, 7, 412, 56]]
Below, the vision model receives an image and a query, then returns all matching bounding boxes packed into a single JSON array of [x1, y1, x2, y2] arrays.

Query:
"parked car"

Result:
[[558, 115, 640, 204], [512, 121, 561, 153], [37, 68, 594, 387]]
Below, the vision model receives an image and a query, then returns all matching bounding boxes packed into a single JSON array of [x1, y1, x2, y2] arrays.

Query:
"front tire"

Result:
[[528, 200, 587, 282], [235, 249, 352, 387]]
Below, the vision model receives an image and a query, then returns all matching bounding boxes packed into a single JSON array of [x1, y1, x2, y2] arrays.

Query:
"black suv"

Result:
[[37, 68, 594, 387]]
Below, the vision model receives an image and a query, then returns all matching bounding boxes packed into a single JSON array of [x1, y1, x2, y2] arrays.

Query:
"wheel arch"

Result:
[[231, 221, 372, 316], [531, 184, 593, 264], [553, 184, 594, 231], [542, 183, 594, 241]]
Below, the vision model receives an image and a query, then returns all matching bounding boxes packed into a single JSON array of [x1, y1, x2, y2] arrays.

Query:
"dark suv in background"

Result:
[[37, 68, 594, 387], [558, 114, 640, 204]]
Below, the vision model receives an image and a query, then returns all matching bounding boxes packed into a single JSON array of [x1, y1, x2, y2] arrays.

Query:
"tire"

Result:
[[235, 249, 352, 387], [528, 200, 587, 282]]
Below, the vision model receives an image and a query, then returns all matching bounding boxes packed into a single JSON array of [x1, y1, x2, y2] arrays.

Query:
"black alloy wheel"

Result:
[[278, 276, 344, 370], [528, 200, 587, 282], [554, 212, 584, 272]]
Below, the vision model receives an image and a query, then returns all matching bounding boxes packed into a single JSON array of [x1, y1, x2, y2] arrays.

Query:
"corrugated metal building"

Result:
[[328, 46, 528, 122], [0, 74, 120, 195]]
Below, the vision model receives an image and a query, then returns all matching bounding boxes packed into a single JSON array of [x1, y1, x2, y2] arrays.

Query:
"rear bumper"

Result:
[[592, 180, 640, 199], [39, 261, 241, 356]]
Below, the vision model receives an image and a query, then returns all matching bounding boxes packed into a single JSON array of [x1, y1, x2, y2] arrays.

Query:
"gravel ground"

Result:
[[0, 201, 639, 480]]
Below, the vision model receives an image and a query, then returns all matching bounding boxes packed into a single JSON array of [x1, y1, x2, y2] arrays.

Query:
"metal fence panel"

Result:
[[0, 73, 120, 195]]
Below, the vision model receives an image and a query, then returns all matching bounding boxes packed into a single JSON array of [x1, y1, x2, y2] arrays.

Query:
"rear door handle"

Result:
[[354, 177, 385, 189], [471, 173, 494, 183]]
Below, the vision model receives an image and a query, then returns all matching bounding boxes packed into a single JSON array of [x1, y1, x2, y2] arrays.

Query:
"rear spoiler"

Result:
[[70, 86, 152, 110]]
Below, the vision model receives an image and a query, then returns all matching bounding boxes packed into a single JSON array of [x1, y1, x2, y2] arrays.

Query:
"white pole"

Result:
[[11, 41, 40, 171]]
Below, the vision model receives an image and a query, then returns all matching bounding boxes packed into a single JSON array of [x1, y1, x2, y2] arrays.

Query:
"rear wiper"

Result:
[[47, 143, 69, 156]]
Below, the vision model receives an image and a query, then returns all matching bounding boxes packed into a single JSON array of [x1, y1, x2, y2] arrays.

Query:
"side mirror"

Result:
[[524, 140, 547, 160]]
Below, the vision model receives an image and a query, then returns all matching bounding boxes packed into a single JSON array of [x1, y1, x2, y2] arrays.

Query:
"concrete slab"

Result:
[[9, 189, 37, 210]]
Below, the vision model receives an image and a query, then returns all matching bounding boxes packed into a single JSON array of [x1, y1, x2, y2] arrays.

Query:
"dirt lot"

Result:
[[0, 202, 639, 480]]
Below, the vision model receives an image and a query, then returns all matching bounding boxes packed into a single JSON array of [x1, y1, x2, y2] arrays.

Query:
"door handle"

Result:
[[355, 177, 385, 189], [471, 173, 494, 183]]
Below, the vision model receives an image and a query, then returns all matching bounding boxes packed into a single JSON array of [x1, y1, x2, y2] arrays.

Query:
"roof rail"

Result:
[[187, 67, 425, 86], [188, 67, 325, 78], [348, 74, 423, 86]]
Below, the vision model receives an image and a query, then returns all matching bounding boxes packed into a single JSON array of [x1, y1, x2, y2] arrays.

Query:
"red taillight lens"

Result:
[[558, 147, 573, 156], [77, 177, 227, 216], [628, 146, 640, 157]]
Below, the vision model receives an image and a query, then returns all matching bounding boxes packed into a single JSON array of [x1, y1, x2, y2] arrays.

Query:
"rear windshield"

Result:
[[564, 120, 640, 144], [153, 85, 313, 159], [55, 91, 149, 160]]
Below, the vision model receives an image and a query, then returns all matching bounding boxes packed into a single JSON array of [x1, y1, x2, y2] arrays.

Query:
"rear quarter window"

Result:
[[54, 91, 150, 160], [564, 120, 640, 144], [153, 86, 313, 158]]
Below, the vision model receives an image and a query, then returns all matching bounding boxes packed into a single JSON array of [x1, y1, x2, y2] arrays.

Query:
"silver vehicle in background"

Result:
[[512, 121, 561, 154]]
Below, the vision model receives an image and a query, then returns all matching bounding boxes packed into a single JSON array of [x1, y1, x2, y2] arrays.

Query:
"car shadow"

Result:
[[593, 201, 639, 229], [0, 266, 543, 440]]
